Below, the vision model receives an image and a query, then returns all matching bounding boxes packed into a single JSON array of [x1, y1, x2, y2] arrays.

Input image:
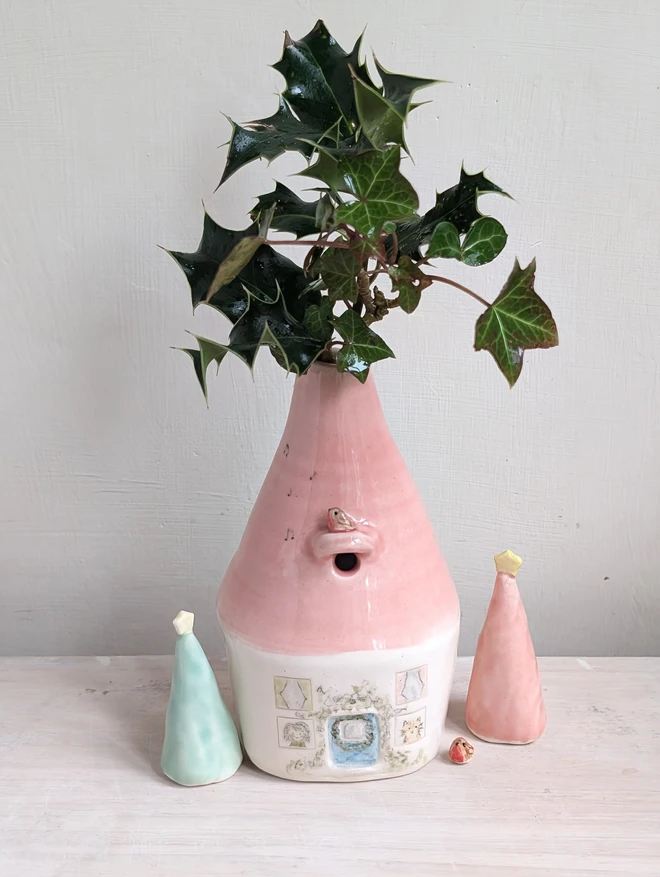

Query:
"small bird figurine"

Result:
[[449, 737, 474, 764], [327, 507, 358, 532]]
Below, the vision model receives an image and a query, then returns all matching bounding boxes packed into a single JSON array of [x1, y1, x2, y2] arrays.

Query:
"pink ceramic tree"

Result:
[[466, 550, 547, 744]]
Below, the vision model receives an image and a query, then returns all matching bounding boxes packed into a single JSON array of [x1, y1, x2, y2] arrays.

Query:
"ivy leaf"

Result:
[[474, 259, 558, 386], [330, 309, 395, 382], [352, 72, 405, 152], [298, 134, 376, 192], [388, 256, 432, 314], [178, 334, 231, 403], [374, 57, 439, 116], [427, 216, 507, 266], [461, 217, 508, 266], [165, 212, 316, 324], [220, 98, 321, 185], [303, 298, 334, 342], [398, 167, 509, 256], [251, 182, 322, 239], [319, 247, 361, 302], [335, 148, 419, 237], [272, 21, 357, 132], [427, 222, 462, 259]]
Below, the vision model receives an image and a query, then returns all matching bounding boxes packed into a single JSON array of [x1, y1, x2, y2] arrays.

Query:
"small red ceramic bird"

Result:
[[449, 737, 474, 764], [327, 507, 358, 532]]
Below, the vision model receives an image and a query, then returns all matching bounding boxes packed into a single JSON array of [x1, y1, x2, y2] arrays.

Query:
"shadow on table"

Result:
[[446, 694, 468, 737]]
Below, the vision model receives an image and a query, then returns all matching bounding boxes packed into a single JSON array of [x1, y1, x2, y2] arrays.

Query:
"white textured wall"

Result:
[[2, 0, 659, 657]]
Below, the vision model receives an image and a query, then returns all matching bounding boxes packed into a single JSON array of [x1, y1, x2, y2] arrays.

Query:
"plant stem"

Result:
[[424, 274, 491, 308], [263, 239, 349, 249], [357, 270, 378, 322], [390, 229, 399, 262]]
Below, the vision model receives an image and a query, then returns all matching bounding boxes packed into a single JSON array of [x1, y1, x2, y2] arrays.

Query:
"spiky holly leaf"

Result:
[[298, 149, 348, 192], [166, 213, 255, 312], [220, 98, 322, 185], [427, 222, 462, 259], [319, 247, 361, 302], [203, 234, 265, 302], [228, 290, 324, 372], [461, 217, 508, 266], [178, 334, 231, 402], [251, 182, 323, 239], [202, 203, 276, 303], [330, 309, 395, 382], [166, 212, 317, 324], [303, 298, 334, 342], [474, 259, 558, 386], [388, 256, 432, 314], [335, 148, 418, 237], [273, 21, 360, 132], [352, 72, 405, 152], [219, 22, 387, 186], [374, 57, 438, 116], [398, 168, 508, 256]]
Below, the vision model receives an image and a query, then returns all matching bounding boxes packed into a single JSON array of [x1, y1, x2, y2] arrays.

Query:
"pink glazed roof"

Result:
[[217, 364, 459, 655]]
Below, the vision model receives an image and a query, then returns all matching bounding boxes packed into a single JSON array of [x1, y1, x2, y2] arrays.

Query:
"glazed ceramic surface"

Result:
[[217, 363, 460, 781], [162, 611, 242, 786], [466, 550, 547, 745]]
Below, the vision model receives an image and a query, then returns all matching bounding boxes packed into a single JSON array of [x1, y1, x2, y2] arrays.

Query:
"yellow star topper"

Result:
[[494, 549, 523, 575]]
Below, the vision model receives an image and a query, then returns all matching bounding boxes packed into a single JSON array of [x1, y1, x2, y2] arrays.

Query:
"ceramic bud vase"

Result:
[[217, 363, 460, 781], [465, 550, 547, 744]]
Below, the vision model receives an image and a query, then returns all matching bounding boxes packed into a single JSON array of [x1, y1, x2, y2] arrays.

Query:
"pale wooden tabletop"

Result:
[[1, 656, 658, 876]]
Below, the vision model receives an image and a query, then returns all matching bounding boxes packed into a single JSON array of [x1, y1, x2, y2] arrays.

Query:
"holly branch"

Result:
[[166, 21, 557, 394]]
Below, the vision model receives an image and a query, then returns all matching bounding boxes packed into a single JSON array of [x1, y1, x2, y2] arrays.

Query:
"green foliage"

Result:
[[220, 98, 320, 185], [474, 260, 558, 386], [330, 309, 395, 382], [334, 148, 418, 236], [319, 248, 361, 302], [374, 58, 439, 116], [178, 335, 230, 403], [352, 75, 406, 152], [388, 256, 432, 314], [165, 20, 558, 401], [462, 217, 508, 266], [427, 222, 461, 260], [251, 183, 325, 239], [303, 299, 334, 342], [397, 168, 509, 256], [428, 215, 507, 266]]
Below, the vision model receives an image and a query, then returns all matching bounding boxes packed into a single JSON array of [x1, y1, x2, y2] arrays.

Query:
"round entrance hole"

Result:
[[334, 552, 359, 573]]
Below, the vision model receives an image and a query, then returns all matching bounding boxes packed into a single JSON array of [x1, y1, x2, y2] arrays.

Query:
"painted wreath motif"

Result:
[[329, 714, 375, 751]]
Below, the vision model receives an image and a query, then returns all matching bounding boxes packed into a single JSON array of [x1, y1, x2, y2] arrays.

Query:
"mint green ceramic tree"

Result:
[[166, 21, 558, 394], [161, 611, 242, 786]]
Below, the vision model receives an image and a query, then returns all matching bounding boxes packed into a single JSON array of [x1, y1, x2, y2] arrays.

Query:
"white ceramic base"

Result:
[[221, 623, 460, 782]]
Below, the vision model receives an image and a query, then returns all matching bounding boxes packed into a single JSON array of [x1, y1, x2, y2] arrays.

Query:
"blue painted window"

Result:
[[328, 713, 379, 767]]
